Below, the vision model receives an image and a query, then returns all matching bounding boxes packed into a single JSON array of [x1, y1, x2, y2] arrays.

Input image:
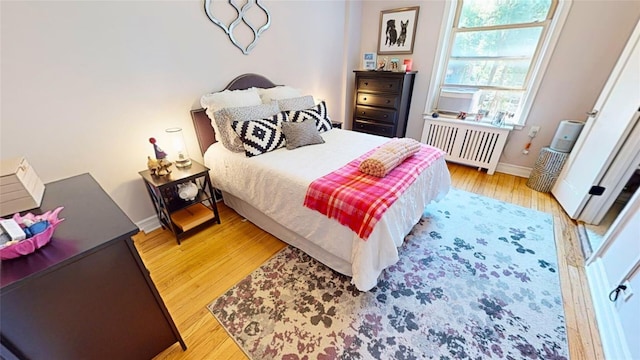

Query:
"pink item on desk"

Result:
[[0, 207, 64, 260], [403, 59, 413, 71]]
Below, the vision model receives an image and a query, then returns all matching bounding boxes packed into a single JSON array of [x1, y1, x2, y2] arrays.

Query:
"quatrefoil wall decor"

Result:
[[203, 0, 271, 55]]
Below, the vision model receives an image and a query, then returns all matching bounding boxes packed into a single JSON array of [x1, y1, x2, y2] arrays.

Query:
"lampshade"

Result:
[[165, 127, 192, 168]]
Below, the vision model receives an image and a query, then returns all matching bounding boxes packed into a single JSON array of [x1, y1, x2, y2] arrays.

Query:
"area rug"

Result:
[[207, 188, 568, 359]]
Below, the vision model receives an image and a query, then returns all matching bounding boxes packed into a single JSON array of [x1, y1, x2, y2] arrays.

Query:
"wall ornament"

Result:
[[203, 0, 271, 55]]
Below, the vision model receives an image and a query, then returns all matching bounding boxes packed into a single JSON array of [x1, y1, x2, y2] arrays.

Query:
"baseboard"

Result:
[[495, 163, 532, 178], [586, 259, 632, 360], [576, 222, 593, 259], [136, 215, 161, 234]]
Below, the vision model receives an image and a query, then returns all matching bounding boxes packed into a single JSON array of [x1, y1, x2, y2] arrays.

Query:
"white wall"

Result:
[[1, 0, 351, 224], [356, 0, 640, 169], [3, 0, 639, 226], [355, 1, 446, 139]]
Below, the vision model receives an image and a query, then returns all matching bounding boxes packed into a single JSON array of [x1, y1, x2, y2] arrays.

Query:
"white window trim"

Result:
[[424, 0, 573, 129]]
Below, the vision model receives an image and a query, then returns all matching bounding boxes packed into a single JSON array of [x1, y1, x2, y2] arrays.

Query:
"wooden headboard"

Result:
[[191, 73, 277, 155]]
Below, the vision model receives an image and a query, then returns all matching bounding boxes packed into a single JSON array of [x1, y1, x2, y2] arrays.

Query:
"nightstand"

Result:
[[139, 160, 220, 244]]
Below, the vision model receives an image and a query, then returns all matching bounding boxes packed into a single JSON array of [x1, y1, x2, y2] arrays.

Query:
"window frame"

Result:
[[424, 0, 572, 128]]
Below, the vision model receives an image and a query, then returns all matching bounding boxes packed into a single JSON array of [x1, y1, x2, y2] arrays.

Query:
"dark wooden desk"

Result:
[[1, 173, 185, 359]]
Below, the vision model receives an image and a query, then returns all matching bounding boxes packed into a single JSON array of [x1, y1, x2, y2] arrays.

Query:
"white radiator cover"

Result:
[[421, 118, 512, 175]]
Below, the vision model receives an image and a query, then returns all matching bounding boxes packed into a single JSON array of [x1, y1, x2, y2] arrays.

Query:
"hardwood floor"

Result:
[[134, 162, 603, 359]]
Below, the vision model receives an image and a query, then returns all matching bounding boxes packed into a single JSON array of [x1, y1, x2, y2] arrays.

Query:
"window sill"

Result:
[[422, 113, 515, 130]]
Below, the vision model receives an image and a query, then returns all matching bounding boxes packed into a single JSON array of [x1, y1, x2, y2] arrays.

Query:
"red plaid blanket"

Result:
[[303, 143, 445, 240]]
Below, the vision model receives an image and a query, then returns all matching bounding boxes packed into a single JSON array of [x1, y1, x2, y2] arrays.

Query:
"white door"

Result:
[[585, 189, 640, 360], [580, 119, 640, 224], [552, 21, 640, 219]]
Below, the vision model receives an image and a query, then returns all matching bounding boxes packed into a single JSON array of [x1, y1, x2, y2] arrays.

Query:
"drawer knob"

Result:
[[383, 114, 388, 118], [388, 84, 393, 88], [364, 82, 369, 86], [361, 111, 366, 115], [386, 100, 390, 103], [363, 97, 367, 101]]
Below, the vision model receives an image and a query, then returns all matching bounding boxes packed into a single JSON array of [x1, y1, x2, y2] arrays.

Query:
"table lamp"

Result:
[[165, 127, 192, 168]]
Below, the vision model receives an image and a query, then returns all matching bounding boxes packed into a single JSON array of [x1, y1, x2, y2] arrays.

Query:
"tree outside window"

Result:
[[432, 0, 558, 125]]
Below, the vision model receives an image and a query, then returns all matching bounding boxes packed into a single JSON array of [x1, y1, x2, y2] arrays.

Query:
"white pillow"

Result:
[[200, 88, 262, 112], [258, 86, 302, 104], [277, 95, 316, 112]]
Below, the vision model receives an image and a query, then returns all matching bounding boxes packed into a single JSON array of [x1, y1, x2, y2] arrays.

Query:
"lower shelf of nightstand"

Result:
[[170, 203, 215, 232]]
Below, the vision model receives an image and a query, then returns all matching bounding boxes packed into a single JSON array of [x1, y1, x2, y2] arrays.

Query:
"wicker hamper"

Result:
[[527, 147, 569, 192]]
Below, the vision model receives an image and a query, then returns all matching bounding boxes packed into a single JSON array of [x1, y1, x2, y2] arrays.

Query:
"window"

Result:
[[426, 0, 569, 126]]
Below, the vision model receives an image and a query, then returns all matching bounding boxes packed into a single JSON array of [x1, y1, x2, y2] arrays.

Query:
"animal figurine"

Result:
[[147, 156, 172, 176], [147, 137, 172, 176], [177, 182, 198, 201], [385, 19, 397, 46], [397, 20, 408, 47]]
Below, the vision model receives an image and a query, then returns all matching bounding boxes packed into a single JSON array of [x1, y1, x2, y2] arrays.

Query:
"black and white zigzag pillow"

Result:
[[287, 101, 333, 133], [231, 112, 287, 157]]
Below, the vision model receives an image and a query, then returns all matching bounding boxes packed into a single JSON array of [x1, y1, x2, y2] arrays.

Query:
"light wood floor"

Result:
[[133, 162, 603, 360]]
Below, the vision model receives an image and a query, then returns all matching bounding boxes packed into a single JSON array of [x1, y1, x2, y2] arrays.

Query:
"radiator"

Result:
[[421, 118, 511, 175]]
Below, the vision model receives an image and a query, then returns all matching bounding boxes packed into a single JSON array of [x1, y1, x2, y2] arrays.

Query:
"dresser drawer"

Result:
[[356, 93, 399, 108], [353, 119, 395, 137], [357, 77, 402, 93], [355, 105, 397, 124]]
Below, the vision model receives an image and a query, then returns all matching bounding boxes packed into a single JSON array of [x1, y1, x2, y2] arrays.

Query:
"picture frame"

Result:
[[389, 58, 400, 72], [362, 52, 377, 70], [377, 6, 420, 55]]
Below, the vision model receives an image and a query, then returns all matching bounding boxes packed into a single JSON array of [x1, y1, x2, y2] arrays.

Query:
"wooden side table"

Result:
[[139, 160, 220, 244]]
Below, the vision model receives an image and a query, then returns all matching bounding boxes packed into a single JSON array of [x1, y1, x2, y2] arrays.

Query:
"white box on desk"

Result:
[[0, 157, 45, 217]]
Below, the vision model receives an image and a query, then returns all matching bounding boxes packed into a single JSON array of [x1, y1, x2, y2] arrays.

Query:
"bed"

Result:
[[191, 73, 451, 291]]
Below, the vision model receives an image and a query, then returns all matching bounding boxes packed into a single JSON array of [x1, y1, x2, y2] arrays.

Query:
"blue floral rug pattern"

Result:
[[208, 189, 568, 359]]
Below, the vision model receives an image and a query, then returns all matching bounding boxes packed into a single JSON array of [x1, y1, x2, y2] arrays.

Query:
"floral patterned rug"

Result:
[[207, 188, 568, 359]]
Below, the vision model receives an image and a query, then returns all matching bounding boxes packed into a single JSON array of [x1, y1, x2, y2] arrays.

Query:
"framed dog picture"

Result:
[[377, 6, 419, 55]]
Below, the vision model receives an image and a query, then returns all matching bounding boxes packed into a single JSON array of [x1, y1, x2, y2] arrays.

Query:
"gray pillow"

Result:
[[281, 119, 325, 150], [277, 95, 316, 112], [213, 102, 280, 152]]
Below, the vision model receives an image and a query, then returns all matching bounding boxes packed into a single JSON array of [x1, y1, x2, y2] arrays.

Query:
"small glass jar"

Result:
[[492, 111, 506, 127], [165, 127, 192, 168]]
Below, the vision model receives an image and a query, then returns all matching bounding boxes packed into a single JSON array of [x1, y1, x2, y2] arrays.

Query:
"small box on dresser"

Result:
[[0, 157, 45, 217], [352, 70, 417, 138]]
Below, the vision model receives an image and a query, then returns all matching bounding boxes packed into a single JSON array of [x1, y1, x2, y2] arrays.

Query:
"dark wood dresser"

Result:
[[0, 173, 185, 360], [352, 70, 417, 137]]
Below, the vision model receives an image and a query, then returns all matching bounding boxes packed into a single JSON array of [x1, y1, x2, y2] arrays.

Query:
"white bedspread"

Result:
[[204, 129, 450, 290]]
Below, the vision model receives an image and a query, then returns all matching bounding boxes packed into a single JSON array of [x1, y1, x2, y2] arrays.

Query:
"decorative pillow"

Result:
[[258, 86, 302, 104], [232, 112, 288, 157], [213, 102, 280, 152], [287, 101, 333, 133], [200, 88, 262, 112], [277, 95, 316, 112], [281, 119, 325, 150], [359, 138, 421, 177]]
